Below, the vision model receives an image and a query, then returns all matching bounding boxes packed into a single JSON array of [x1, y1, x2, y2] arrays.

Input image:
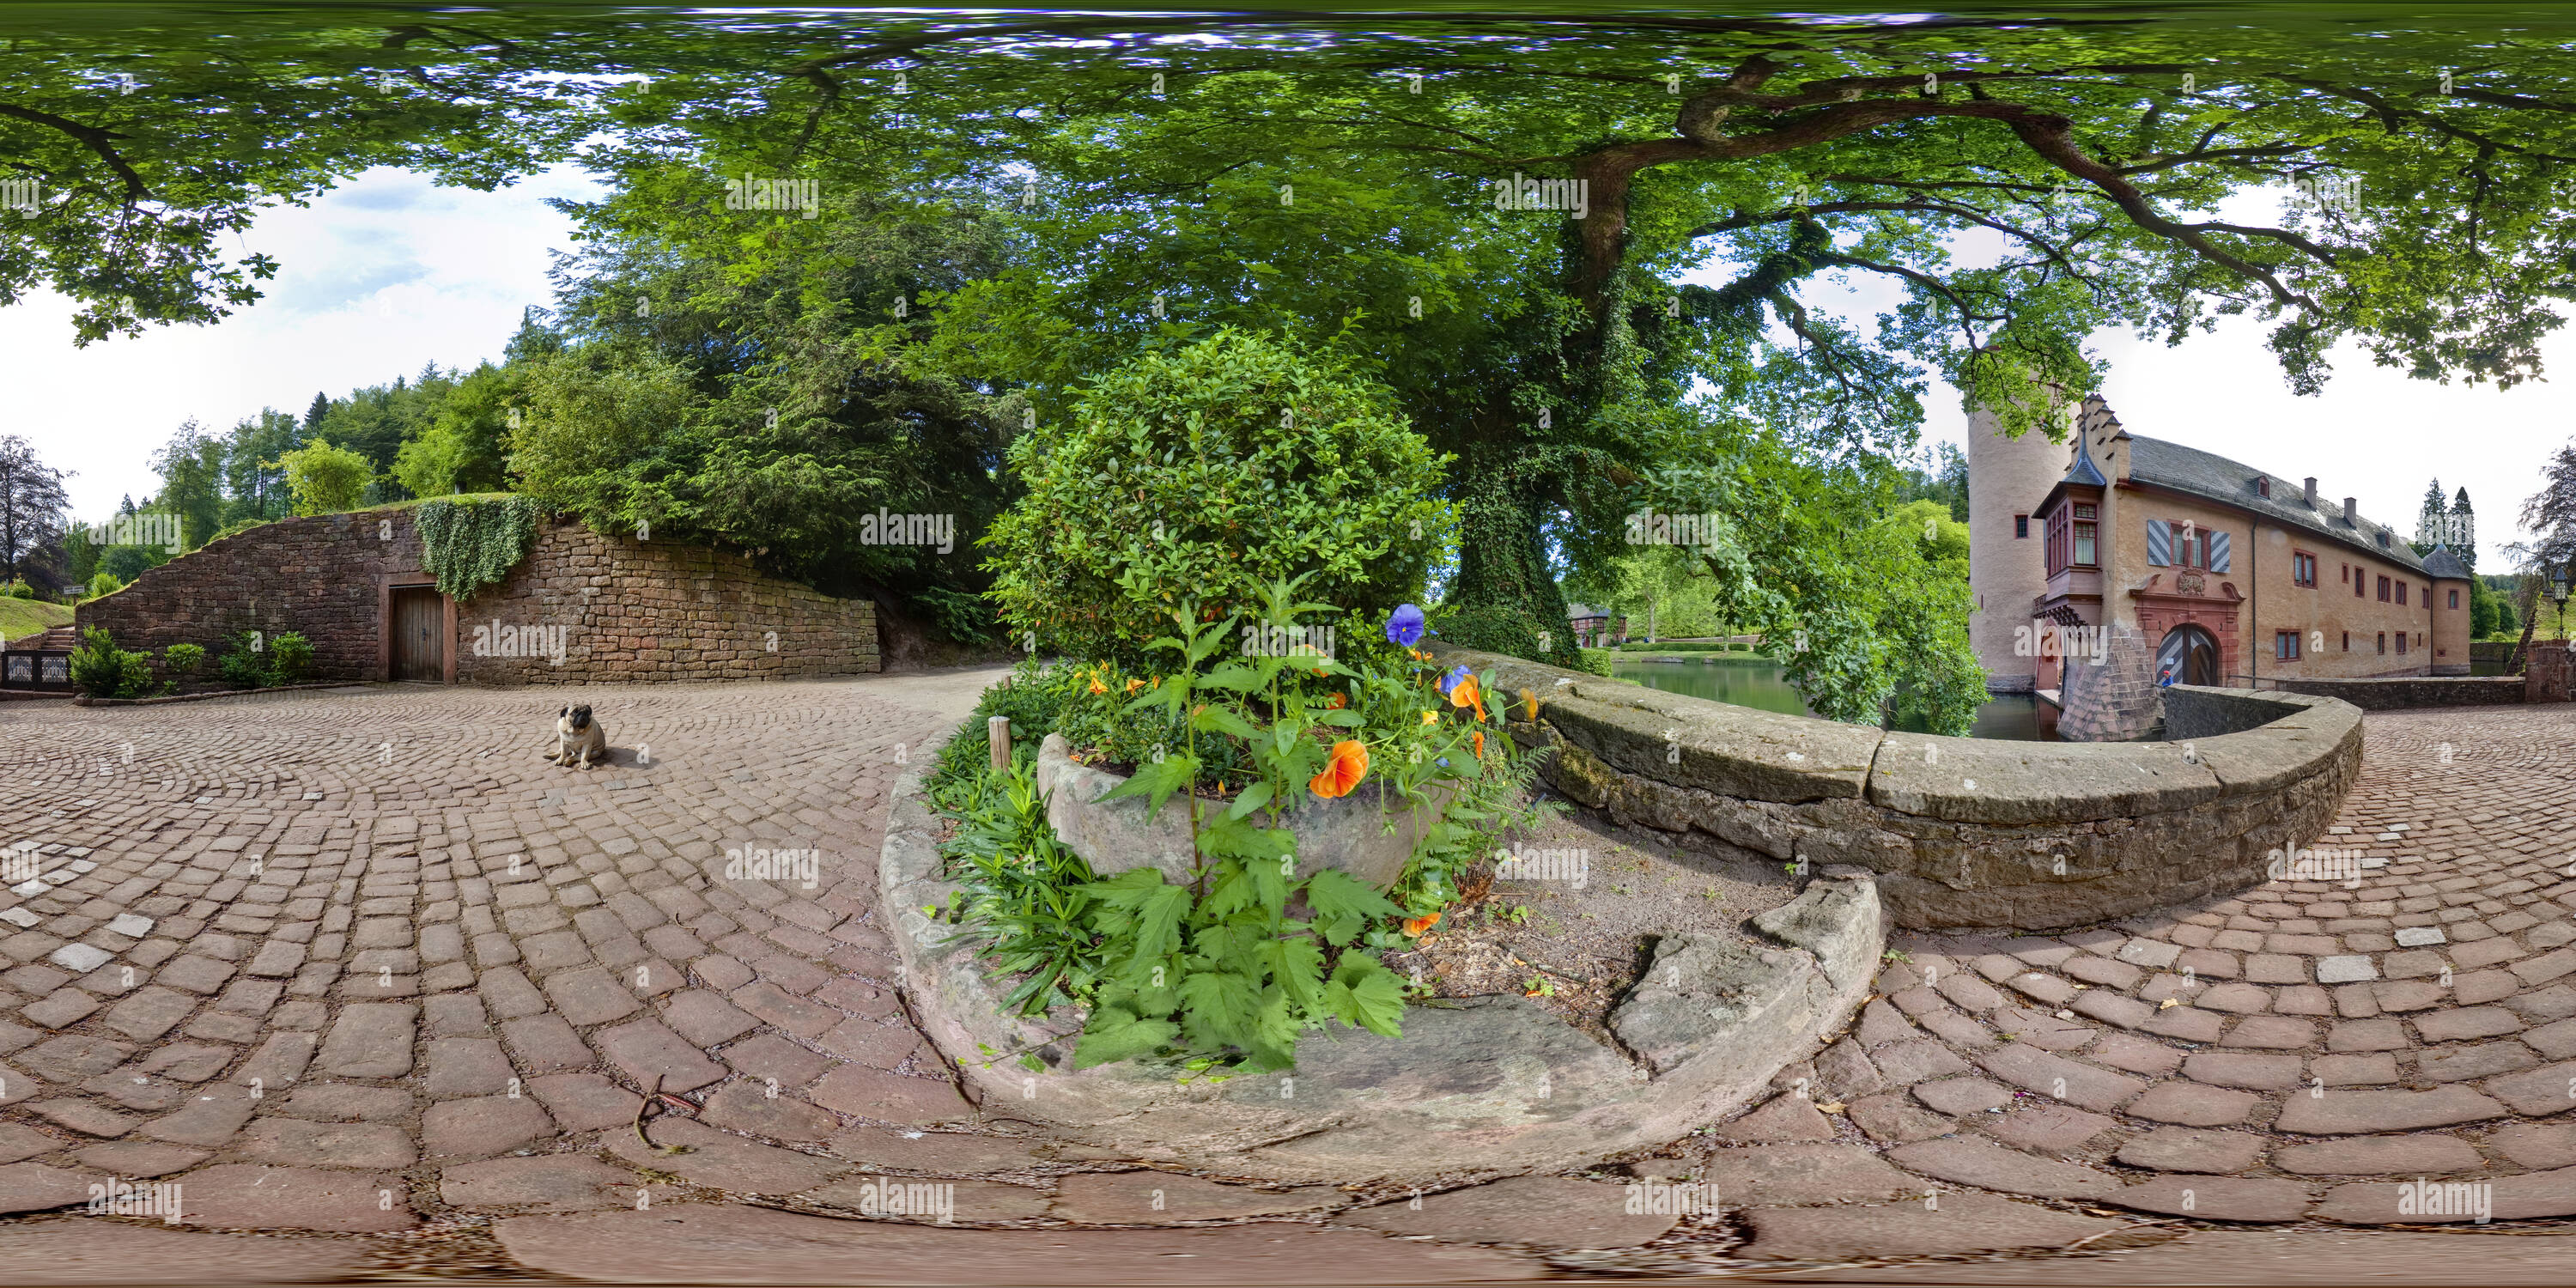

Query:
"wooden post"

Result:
[[987, 716, 1012, 771]]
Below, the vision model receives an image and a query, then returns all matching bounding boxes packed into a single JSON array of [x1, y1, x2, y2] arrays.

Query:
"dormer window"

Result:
[[2257, 476, 2271, 499]]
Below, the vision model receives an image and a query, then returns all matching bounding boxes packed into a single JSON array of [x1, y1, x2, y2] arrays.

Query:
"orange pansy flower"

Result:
[[1449, 674, 1485, 722], [1309, 739, 1369, 799], [1472, 729, 1485, 759], [1087, 677, 1108, 695], [1326, 692, 1348, 709], [1402, 911, 1440, 937]]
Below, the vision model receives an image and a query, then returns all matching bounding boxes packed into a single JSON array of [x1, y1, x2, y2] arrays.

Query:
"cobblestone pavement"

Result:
[[3, 687, 2575, 1283]]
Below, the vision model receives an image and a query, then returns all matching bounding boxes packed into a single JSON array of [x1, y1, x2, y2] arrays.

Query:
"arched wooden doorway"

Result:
[[2156, 623, 2221, 687]]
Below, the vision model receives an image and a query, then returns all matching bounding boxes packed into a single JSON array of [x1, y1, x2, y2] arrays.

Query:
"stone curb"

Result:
[[878, 769, 1884, 1185], [73, 681, 358, 707]]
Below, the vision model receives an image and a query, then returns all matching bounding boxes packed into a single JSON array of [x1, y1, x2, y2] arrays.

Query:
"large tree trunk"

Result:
[[1443, 470, 1579, 667]]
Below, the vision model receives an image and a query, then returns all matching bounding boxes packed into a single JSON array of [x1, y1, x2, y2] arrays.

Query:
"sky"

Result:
[[8, 168, 2561, 569], [9, 163, 605, 525]]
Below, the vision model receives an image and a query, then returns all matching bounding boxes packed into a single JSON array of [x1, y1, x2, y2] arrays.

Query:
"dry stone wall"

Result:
[[453, 519, 878, 685], [78, 507, 878, 685], [1434, 645, 2361, 933]]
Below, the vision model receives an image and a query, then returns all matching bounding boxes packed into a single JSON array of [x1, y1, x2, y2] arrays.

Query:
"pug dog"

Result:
[[544, 704, 608, 770]]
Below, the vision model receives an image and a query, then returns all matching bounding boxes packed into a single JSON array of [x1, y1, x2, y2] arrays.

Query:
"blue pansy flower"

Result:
[[1438, 664, 1472, 696], [1386, 603, 1425, 647]]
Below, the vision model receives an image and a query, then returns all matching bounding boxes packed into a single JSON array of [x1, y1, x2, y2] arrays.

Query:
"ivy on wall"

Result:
[[416, 495, 544, 602]]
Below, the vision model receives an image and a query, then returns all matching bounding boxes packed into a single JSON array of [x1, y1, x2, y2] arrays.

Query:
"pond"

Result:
[[1611, 654, 2059, 741]]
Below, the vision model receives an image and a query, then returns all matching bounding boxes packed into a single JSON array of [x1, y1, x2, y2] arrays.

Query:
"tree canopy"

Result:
[[15, 4, 2576, 726]]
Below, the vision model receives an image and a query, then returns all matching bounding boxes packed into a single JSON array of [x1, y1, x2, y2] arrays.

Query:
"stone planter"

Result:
[[1033, 732, 1443, 890], [881, 769, 1882, 1185]]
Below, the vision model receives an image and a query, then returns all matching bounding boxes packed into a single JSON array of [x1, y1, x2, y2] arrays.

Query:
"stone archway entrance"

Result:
[[2157, 623, 2221, 687]]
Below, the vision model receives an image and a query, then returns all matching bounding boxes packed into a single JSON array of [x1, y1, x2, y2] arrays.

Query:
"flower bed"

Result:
[[923, 593, 1551, 1076]]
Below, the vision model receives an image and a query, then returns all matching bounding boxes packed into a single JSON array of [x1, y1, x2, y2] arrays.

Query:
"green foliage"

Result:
[[218, 633, 266, 690], [925, 659, 1078, 800], [0, 580, 29, 599], [68, 627, 154, 699], [414, 496, 543, 602], [502, 197, 1017, 636], [935, 576, 1556, 1076], [161, 643, 206, 682], [1429, 604, 1559, 667], [83, 571, 127, 600], [210, 518, 270, 543], [266, 632, 313, 685], [933, 757, 1103, 1020], [278, 438, 374, 515], [986, 331, 1452, 667], [1577, 647, 1616, 677]]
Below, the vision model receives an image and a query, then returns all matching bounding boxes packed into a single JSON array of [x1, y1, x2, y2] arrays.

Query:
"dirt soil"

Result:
[[1386, 802, 1801, 1050]]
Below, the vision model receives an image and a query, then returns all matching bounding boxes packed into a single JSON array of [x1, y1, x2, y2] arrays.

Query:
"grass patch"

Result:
[[0, 599, 72, 645]]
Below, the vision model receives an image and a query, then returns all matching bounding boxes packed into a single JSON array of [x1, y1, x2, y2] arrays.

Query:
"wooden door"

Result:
[[390, 587, 445, 681]]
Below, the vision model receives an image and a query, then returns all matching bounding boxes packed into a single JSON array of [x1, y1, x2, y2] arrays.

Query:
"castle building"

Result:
[[1970, 394, 2473, 738]]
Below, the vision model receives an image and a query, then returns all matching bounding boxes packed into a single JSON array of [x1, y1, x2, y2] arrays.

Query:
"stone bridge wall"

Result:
[[2269, 676, 2525, 711], [1434, 645, 2363, 933]]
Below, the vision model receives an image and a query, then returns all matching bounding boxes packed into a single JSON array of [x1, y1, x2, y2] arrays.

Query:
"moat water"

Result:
[[1612, 654, 2059, 741]]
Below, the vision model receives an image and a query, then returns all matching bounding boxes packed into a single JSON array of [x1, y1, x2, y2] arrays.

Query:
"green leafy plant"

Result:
[[932, 758, 1103, 1020], [276, 436, 374, 515], [67, 627, 154, 699], [161, 644, 207, 683], [217, 632, 267, 689], [83, 571, 126, 601], [415, 495, 544, 601], [985, 330, 1453, 668], [934, 576, 1558, 1077], [265, 632, 314, 685]]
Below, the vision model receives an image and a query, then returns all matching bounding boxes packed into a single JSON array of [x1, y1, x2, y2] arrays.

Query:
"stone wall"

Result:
[[78, 509, 416, 682], [1437, 645, 2362, 933], [2057, 621, 2163, 741], [79, 507, 878, 684], [452, 519, 878, 685], [2270, 676, 2525, 711], [2532, 647, 2575, 703]]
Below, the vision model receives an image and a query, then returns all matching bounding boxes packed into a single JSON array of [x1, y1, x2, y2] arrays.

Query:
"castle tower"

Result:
[[1965, 395, 2072, 693]]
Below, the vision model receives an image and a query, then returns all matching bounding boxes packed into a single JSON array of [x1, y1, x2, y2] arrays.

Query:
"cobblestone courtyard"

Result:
[[2, 682, 2575, 1282]]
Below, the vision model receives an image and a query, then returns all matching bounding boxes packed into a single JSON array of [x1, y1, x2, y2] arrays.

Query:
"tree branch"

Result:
[[0, 103, 148, 203]]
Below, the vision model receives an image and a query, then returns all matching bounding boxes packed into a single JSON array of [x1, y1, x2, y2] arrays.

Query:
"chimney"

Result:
[[2304, 477, 2318, 507], [2343, 497, 2357, 526]]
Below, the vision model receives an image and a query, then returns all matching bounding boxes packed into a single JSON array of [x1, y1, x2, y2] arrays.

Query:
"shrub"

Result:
[[83, 571, 127, 600], [278, 437, 374, 515], [68, 627, 154, 699], [1577, 647, 1616, 677], [218, 631, 267, 688], [416, 496, 543, 601], [1, 580, 31, 599], [987, 329, 1451, 668], [162, 644, 207, 683], [266, 632, 314, 685]]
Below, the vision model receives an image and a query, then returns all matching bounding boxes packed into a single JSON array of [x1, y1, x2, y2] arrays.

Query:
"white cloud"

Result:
[[9, 164, 606, 522]]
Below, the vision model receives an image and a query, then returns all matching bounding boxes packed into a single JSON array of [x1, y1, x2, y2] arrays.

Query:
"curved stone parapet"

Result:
[[1437, 645, 2362, 933], [879, 770, 1882, 1186]]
